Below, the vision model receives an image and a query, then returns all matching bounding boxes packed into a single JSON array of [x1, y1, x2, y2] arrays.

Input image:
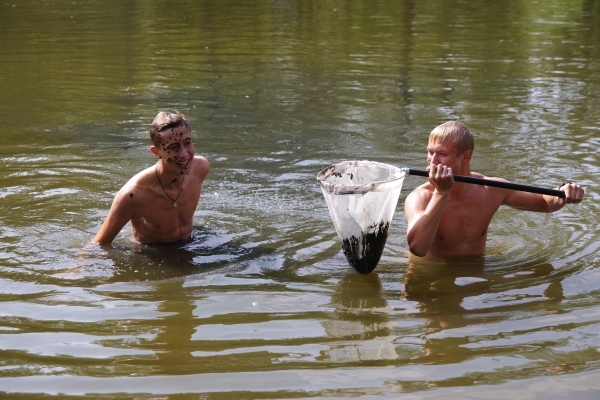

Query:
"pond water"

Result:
[[1, 0, 600, 398]]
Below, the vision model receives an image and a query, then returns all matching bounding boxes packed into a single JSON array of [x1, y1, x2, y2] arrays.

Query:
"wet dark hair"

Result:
[[150, 111, 190, 146]]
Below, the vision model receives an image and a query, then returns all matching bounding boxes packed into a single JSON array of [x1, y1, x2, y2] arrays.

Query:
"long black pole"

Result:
[[403, 168, 565, 198]]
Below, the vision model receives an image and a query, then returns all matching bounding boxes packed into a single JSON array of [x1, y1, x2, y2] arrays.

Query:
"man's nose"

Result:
[[178, 147, 190, 158]]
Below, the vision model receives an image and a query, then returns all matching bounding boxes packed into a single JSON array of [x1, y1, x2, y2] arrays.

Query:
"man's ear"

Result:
[[150, 145, 161, 158], [462, 150, 472, 163]]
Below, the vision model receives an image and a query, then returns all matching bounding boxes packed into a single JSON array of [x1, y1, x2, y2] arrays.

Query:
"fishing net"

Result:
[[317, 160, 406, 274]]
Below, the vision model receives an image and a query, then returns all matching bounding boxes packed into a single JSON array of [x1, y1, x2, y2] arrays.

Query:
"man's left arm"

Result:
[[501, 180, 584, 212]]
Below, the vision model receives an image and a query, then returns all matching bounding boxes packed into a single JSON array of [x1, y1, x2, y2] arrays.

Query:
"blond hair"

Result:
[[429, 121, 474, 155], [150, 111, 189, 146]]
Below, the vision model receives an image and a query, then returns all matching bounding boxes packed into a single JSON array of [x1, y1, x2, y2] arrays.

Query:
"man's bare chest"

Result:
[[131, 184, 201, 224], [438, 194, 502, 237]]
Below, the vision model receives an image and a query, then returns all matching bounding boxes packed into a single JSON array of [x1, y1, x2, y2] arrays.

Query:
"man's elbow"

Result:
[[409, 248, 427, 258], [407, 240, 428, 258]]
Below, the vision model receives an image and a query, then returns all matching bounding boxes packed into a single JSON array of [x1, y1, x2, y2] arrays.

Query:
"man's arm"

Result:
[[405, 189, 450, 257], [90, 190, 134, 244], [405, 164, 454, 257], [501, 181, 584, 212]]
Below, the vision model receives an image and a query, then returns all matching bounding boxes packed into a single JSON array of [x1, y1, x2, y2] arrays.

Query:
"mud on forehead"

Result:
[[156, 126, 192, 145]]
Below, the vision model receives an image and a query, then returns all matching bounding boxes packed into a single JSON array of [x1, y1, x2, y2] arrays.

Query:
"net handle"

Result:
[[402, 168, 565, 198]]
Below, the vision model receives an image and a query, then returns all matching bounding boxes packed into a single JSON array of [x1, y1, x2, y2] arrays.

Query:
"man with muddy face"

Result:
[[404, 121, 584, 257], [91, 111, 210, 244]]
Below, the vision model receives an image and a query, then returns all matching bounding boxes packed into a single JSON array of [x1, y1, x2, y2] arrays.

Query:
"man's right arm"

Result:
[[405, 188, 450, 257], [90, 190, 133, 244], [405, 164, 454, 257]]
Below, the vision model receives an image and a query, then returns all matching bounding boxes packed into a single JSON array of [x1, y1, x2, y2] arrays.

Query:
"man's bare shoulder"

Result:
[[408, 182, 435, 197], [191, 155, 210, 180], [471, 172, 512, 197], [471, 171, 509, 184], [122, 165, 156, 189], [114, 165, 157, 203], [405, 183, 434, 210]]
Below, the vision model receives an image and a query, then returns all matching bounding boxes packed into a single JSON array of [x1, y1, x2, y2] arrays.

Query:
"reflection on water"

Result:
[[402, 257, 561, 306], [1, 0, 600, 398], [323, 273, 398, 362], [401, 257, 566, 368]]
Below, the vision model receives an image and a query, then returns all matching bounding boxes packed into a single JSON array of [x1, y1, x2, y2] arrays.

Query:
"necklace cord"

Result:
[[156, 166, 184, 207]]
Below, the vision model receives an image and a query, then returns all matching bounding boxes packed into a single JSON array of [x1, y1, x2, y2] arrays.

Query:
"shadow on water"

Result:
[[68, 226, 275, 283]]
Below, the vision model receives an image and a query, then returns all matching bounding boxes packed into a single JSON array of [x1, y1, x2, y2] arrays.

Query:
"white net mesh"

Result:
[[317, 161, 406, 274]]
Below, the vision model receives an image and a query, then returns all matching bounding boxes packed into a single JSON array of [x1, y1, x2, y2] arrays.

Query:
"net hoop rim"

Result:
[[317, 160, 406, 195]]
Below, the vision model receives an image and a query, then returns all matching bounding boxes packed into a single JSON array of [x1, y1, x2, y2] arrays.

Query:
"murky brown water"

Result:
[[1, 0, 600, 398]]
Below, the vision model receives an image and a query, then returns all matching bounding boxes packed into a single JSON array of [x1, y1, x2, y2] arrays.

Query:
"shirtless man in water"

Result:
[[91, 111, 210, 244], [404, 121, 584, 257]]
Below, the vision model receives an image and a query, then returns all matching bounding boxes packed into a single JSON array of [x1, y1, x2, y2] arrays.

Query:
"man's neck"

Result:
[[454, 164, 471, 177], [450, 165, 472, 196], [156, 161, 183, 186]]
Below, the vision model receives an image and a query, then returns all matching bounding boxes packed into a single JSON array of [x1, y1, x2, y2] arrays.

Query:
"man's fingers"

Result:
[[562, 183, 585, 203], [435, 165, 452, 179], [426, 164, 454, 194], [427, 164, 453, 179], [427, 164, 439, 177]]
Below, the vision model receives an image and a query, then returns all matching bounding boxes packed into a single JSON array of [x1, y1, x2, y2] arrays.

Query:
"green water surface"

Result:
[[1, 0, 600, 398]]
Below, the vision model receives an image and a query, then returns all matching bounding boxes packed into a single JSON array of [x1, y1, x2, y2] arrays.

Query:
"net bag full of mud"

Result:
[[317, 160, 406, 274]]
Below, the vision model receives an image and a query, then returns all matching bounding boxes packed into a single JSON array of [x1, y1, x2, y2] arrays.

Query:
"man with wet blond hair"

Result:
[[404, 121, 584, 257], [91, 111, 210, 244], [429, 121, 474, 156]]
